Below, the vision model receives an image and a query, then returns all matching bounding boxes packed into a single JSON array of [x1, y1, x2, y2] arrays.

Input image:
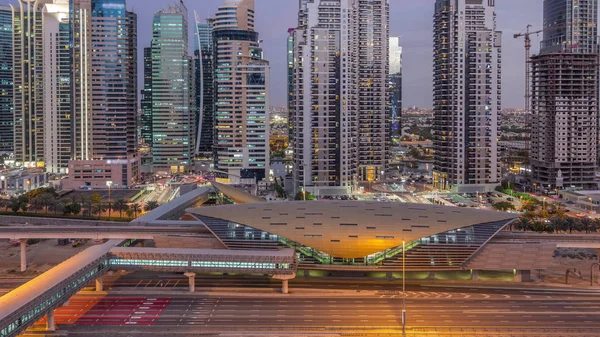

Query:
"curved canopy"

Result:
[[211, 181, 265, 204], [188, 201, 517, 258]]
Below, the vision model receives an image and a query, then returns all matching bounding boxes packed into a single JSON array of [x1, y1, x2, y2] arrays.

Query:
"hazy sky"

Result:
[[8, 0, 547, 108]]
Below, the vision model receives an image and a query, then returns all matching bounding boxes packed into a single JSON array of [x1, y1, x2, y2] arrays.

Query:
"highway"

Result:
[[35, 290, 600, 336]]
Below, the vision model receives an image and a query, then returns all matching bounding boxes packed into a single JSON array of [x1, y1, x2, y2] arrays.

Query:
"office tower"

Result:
[[194, 17, 215, 157], [292, 0, 360, 195], [542, 0, 598, 54], [530, 0, 598, 190], [432, 0, 502, 193], [42, 1, 71, 174], [148, 2, 195, 174], [0, 6, 12, 153], [141, 47, 152, 147], [389, 37, 402, 145], [213, 0, 270, 182], [357, 0, 389, 183], [287, 28, 295, 146], [11, 0, 50, 167]]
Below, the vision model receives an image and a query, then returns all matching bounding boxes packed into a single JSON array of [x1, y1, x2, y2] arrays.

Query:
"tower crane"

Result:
[[513, 25, 542, 113]]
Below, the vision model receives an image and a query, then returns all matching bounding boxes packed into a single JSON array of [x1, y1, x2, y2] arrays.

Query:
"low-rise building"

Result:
[[0, 170, 48, 196]]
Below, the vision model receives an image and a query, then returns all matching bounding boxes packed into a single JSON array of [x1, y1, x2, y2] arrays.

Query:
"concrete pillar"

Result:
[[95, 278, 104, 292], [471, 270, 479, 281], [282, 279, 289, 294], [46, 310, 55, 331], [514, 270, 531, 283], [428, 272, 435, 280], [20, 239, 27, 272], [184, 272, 196, 293], [386, 271, 393, 280]]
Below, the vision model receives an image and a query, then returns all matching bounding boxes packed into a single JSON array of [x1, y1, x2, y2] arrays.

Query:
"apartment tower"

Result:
[[0, 6, 12, 153], [432, 0, 502, 193], [530, 0, 598, 190], [147, 2, 195, 174], [389, 37, 402, 145], [357, 0, 390, 183], [213, 0, 270, 182]]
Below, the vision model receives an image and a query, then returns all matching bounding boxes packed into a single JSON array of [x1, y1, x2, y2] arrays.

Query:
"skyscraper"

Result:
[[11, 0, 49, 167], [530, 0, 598, 190], [141, 47, 153, 147], [42, 1, 71, 174], [542, 0, 598, 54], [292, 0, 389, 195], [0, 5, 12, 154], [432, 0, 502, 193], [389, 37, 402, 145], [148, 2, 195, 175], [287, 28, 295, 146], [194, 17, 215, 157], [213, 0, 270, 182], [357, 0, 389, 183]]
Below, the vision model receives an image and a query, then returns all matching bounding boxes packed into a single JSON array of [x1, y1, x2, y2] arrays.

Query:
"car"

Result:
[[507, 197, 514, 202]]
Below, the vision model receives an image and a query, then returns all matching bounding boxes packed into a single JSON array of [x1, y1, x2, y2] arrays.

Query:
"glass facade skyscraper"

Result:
[[194, 17, 215, 157], [542, 0, 598, 54], [213, 0, 270, 182], [0, 6, 12, 153], [148, 2, 195, 174]]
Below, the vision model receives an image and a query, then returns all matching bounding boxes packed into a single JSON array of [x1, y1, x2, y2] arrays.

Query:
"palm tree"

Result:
[[113, 199, 128, 219], [144, 200, 160, 212], [131, 203, 141, 218], [581, 218, 594, 234]]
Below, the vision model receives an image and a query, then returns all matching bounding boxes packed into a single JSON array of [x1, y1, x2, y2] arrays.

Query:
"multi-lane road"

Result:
[[34, 290, 600, 336], [6, 273, 600, 336]]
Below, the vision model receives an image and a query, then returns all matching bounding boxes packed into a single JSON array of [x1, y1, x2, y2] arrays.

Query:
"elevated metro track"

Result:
[[0, 225, 209, 240]]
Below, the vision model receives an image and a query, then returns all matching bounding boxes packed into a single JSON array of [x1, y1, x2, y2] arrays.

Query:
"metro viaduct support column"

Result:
[[20, 239, 27, 272], [46, 310, 55, 331], [272, 274, 295, 294], [184, 272, 196, 292], [515, 270, 532, 282]]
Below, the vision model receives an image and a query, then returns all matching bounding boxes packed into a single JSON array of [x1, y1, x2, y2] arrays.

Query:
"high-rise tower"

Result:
[[0, 5, 13, 154], [357, 0, 390, 183], [148, 2, 195, 175], [389, 37, 402, 145], [213, 0, 270, 182], [432, 0, 502, 193], [194, 16, 215, 157], [292, 0, 390, 195], [11, 0, 51, 167], [530, 0, 598, 190]]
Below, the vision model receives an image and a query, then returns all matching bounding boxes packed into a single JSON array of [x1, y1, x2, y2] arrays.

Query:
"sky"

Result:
[[8, 0, 547, 108]]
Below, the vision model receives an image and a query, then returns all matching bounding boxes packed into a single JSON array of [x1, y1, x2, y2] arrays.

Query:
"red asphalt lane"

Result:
[[38, 296, 171, 326]]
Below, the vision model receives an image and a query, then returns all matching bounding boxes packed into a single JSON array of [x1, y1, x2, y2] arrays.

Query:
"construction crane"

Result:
[[514, 21, 590, 111], [513, 25, 542, 112]]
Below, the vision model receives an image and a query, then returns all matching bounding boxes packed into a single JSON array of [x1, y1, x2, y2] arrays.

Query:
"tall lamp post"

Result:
[[402, 239, 406, 335], [106, 181, 113, 213]]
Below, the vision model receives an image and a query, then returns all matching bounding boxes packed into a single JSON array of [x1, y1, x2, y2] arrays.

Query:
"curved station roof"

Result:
[[188, 201, 517, 260]]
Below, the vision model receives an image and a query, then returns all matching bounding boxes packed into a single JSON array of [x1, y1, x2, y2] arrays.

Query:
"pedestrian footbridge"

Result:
[[0, 241, 297, 337]]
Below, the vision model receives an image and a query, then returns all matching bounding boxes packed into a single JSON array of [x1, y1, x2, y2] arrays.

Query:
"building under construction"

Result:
[[530, 52, 598, 190]]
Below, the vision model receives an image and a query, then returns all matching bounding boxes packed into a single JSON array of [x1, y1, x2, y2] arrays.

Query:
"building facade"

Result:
[[11, 0, 49, 168], [542, 0, 598, 54], [389, 36, 402, 145], [213, 0, 270, 182], [194, 17, 215, 157], [432, 0, 502, 193], [42, 1, 71, 174], [357, 0, 389, 183], [0, 6, 12, 154], [148, 2, 195, 174], [292, 0, 360, 196], [141, 47, 152, 147], [530, 0, 599, 191]]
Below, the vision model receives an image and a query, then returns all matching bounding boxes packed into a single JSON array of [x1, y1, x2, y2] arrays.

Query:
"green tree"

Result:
[[8, 197, 22, 214], [90, 193, 102, 205], [131, 203, 141, 218], [113, 199, 128, 218], [295, 191, 316, 200], [144, 200, 160, 212], [521, 199, 539, 212], [492, 201, 515, 212]]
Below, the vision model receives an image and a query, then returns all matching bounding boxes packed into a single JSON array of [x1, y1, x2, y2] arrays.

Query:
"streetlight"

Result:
[[402, 239, 406, 335], [106, 181, 113, 210]]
